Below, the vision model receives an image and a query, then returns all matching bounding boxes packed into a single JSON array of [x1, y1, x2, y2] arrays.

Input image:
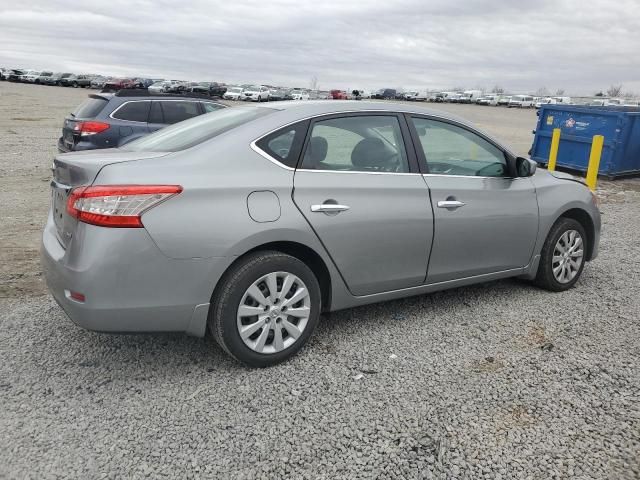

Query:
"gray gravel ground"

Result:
[[1, 82, 640, 479]]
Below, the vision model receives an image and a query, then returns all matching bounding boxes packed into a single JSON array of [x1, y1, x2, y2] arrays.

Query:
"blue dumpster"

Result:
[[530, 105, 640, 178]]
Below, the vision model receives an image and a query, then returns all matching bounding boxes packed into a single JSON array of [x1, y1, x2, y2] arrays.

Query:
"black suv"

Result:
[[58, 90, 227, 152]]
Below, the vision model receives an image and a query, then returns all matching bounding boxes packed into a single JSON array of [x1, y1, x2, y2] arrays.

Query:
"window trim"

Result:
[[250, 109, 514, 174], [405, 113, 517, 178], [296, 112, 420, 174]]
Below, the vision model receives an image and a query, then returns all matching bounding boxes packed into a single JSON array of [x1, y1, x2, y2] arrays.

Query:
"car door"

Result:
[[292, 113, 433, 296], [408, 116, 539, 284]]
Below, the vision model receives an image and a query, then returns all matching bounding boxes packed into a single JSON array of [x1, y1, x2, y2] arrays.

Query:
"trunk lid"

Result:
[[50, 150, 169, 248]]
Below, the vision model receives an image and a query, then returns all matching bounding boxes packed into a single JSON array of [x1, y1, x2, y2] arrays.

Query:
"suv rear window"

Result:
[[111, 101, 151, 122], [121, 106, 274, 152], [73, 97, 108, 118]]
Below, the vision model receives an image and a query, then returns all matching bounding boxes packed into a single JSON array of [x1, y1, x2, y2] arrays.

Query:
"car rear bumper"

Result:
[[41, 212, 228, 337], [57, 137, 104, 153]]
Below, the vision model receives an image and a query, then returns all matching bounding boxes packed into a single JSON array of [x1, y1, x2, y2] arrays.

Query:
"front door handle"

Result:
[[437, 200, 466, 209], [311, 204, 350, 213]]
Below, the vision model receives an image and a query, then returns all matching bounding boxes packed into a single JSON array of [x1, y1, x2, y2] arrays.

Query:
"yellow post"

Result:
[[547, 128, 561, 171], [585, 135, 604, 191]]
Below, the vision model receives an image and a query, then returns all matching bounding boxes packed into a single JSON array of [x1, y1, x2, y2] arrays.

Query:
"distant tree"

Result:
[[606, 84, 623, 97], [622, 91, 636, 99], [535, 86, 550, 96], [594, 91, 604, 97], [555, 88, 565, 95], [491, 85, 505, 94], [309, 76, 318, 91]]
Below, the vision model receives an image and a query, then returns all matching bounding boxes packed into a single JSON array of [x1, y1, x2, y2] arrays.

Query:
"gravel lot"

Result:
[[1, 82, 639, 479]]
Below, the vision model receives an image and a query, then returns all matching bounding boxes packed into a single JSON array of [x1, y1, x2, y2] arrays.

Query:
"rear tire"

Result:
[[209, 251, 321, 367], [534, 218, 587, 291]]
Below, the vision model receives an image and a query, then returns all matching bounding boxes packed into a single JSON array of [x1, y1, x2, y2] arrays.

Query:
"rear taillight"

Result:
[[73, 121, 110, 136], [67, 185, 182, 228]]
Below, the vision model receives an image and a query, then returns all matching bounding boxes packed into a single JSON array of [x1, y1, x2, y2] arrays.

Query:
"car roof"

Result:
[[88, 92, 225, 103], [250, 100, 469, 125]]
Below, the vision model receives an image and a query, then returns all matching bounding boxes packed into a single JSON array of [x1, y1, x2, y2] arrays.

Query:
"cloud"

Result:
[[0, 0, 638, 94]]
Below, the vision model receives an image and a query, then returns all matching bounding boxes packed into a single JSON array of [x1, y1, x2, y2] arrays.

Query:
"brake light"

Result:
[[67, 185, 182, 228], [73, 121, 110, 136]]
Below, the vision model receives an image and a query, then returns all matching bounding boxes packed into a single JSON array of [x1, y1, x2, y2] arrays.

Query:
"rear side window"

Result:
[[161, 101, 201, 124], [111, 101, 151, 122], [73, 97, 108, 118], [255, 121, 309, 168]]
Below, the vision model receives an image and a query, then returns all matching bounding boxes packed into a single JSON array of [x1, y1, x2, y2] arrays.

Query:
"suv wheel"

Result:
[[534, 218, 587, 291], [209, 251, 321, 367]]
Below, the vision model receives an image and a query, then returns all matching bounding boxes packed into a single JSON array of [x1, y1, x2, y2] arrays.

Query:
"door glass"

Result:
[[111, 101, 151, 122], [301, 116, 409, 172], [161, 101, 201, 124], [411, 117, 507, 177]]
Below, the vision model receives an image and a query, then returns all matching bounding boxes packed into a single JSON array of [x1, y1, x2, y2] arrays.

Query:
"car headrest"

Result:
[[351, 138, 389, 169], [305, 136, 328, 166]]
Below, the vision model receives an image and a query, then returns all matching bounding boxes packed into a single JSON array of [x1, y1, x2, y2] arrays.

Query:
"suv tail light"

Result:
[[73, 121, 110, 136], [67, 185, 183, 228]]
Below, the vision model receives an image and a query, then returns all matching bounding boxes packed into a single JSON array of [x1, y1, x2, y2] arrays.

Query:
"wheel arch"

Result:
[[214, 241, 332, 313], [556, 207, 596, 261]]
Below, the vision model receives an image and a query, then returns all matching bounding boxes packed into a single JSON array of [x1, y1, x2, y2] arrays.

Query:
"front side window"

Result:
[[161, 101, 201, 124], [111, 101, 151, 122], [411, 117, 507, 177], [300, 115, 409, 173]]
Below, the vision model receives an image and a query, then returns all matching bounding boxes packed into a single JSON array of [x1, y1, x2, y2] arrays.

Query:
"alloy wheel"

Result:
[[552, 229, 584, 283], [236, 271, 311, 354]]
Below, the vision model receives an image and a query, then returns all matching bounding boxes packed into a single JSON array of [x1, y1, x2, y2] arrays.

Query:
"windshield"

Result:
[[230, 87, 243, 93], [121, 106, 274, 153]]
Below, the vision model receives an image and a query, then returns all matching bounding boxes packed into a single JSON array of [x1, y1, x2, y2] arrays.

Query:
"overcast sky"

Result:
[[0, 0, 638, 94]]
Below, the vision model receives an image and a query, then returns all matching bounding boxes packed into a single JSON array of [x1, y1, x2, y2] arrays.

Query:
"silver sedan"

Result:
[[42, 101, 600, 366]]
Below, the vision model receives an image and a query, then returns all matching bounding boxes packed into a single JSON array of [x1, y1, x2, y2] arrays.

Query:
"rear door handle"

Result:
[[311, 204, 350, 213], [437, 200, 466, 209]]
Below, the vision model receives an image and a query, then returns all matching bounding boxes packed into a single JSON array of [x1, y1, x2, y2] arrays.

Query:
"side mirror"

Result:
[[516, 157, 537, 177]]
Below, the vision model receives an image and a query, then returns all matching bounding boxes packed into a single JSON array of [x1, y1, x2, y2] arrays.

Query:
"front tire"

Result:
[[209, 251, 322, 367], [534, 218, 587, 291]]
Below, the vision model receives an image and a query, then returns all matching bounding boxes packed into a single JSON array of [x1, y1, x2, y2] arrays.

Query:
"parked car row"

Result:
[[222, 85, 323, 102], [0, 69, 229, 97]]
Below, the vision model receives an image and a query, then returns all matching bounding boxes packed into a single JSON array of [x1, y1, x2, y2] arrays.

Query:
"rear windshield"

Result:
[[73, 97, 108, 118], [121, 106, 274, 152]]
